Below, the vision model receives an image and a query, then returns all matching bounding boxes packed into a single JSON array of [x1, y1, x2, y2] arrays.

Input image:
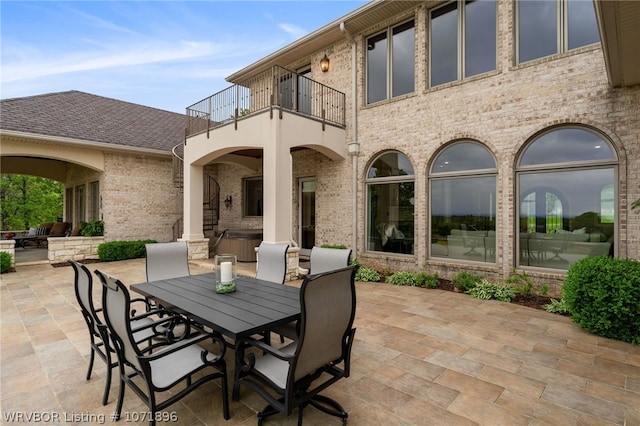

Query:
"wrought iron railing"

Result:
[[186, 65, 346, 137]]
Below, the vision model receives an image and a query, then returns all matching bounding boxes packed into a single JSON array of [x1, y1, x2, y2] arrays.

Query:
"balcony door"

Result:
[[299, 178, 316, 250]]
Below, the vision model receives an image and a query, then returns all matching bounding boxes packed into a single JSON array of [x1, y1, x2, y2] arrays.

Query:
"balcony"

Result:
[[186, 66, 346, 138]]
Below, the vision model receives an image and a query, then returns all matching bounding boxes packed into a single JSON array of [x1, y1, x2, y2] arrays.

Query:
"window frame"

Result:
[[365, 151, 415, 255], [89, 180, 100, 221], [428, 140, 498, 263], [429, 0, 498, 88], [515, 126, 618, 271], [516, 0, 600, 65], [243, 177, 263, 218], [365, 18, 415, 104]]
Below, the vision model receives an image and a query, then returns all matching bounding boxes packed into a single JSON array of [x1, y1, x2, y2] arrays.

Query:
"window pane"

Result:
[[367, 32, 387, 104], [368, 182, 414, 254], [431, 2, 458, 86], [392, 20, 415, 97], [244, 178, 263, 217], [519, 168, 614, 269], [520, 128, 615, 166], [431, 142, 495, 173], [368, 152, 414, 178], [518, 0, 557, 63], [465, 0, 496, 77], [567, 0, 600, 50], [75, 185, 85, 223], [431, 176, 496, 262]]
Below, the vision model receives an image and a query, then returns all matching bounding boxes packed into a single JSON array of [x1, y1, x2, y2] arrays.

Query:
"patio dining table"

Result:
[[130, 272, 300, 399]]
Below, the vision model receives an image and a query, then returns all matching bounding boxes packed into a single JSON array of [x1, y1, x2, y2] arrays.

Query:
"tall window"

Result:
[[517, 127, 617, 270], [430, 0, 497, 87], [89, 181, 100, 221], [366, 152, 414, 254], [244, 177, 263, 217], [517, 0, 600, 64], [366, 20, 415, 104], [75, 184, 86, 223], [429, 141, 497, 262]]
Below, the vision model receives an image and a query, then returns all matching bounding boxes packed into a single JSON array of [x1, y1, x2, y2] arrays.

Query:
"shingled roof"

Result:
[[0, 90, 185, 152]]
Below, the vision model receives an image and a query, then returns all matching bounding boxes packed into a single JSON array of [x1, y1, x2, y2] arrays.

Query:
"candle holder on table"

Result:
[[215, 254, 237, 294]]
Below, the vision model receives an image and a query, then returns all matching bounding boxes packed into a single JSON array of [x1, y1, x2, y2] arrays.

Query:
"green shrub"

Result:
[[81, 220, 104, 236], [97, 239, 156, 261], [452, 271, 483, 292], [468, 279, 516, 302], [416, 272, 440, 288], [0, 252, 12, 273], [543, 298, 569, 314], [563, 256, 640, 344], [504, 269, 536, 297], [350, 259, 381, 282], [386, 271, 417, 286]]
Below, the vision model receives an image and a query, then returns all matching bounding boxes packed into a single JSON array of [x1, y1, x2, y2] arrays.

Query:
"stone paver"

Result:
[[1, 258, 639, 425]]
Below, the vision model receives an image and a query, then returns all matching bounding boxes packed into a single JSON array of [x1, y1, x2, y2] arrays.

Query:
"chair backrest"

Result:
[[145, 241, 190, 282], [293, 265, 357, 381], [69, 260, 101, 333], [309, 246, 352, 275], [94, 269, 143, 372], [256, 242, 289, 284]]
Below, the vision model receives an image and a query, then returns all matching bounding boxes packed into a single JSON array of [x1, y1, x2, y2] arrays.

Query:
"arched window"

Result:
[[366, 151, 414, 254], [517, 127, 617, 270], [429, 141, 497, 262]]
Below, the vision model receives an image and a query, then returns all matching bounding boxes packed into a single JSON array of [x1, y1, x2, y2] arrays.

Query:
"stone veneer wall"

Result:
[[47, 236, 104, 263]]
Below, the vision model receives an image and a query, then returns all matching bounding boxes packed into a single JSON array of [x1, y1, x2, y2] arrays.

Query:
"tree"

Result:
[[0, 174, 63, 231]]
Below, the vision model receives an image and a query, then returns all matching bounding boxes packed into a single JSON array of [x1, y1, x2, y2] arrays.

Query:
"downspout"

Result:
[[341, 22, 360, 256]]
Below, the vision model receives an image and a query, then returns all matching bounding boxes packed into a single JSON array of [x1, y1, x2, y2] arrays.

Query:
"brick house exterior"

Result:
[[1, 91, 183, 243], [183, 0, 639, 295]]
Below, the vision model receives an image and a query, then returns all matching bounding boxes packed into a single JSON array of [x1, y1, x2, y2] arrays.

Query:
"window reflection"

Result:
[[430, 142, 497, 263], [367, 152, 415, 254], [517, 127, 616, 271]]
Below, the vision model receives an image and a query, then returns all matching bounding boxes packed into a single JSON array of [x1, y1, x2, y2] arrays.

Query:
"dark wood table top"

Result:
[[130, 273, 300, 340]]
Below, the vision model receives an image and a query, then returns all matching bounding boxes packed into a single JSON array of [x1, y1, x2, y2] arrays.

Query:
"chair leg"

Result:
[[86, 347, 95, 380], [220, 361, 230, 420], [308, 394, 348, 423]]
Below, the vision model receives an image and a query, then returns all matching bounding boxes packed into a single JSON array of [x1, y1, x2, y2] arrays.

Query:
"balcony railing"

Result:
[[186, 66, 346, 137]]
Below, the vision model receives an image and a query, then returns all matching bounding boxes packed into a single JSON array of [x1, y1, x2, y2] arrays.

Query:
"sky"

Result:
[[0, 1, 367, 113]]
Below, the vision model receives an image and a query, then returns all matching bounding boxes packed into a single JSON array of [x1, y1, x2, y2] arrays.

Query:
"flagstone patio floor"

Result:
[[1, 258, 639, 425]]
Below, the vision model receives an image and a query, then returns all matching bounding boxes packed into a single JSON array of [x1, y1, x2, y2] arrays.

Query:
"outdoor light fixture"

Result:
[[224, 195, 232, 208], [320, 54, 330, 72]]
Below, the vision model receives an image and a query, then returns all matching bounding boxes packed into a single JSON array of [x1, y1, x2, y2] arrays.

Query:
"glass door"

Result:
[[299, 178, 316, 249]]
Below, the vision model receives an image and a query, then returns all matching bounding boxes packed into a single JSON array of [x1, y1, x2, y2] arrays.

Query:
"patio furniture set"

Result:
[[70, 241, 355, 425]]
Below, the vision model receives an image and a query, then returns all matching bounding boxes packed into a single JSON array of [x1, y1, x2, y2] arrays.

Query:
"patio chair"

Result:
[[69, 260, 178, 405], [145, 241, 190, 282], [94, 269, 230, 425], [279, 246, 352, 340], [298, 246, 352, 276], [236, 265, 357, 425], [256, 242, 289, 284]]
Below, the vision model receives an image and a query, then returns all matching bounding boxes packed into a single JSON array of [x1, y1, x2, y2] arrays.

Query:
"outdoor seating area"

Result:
[[2, 258, 639, 425]]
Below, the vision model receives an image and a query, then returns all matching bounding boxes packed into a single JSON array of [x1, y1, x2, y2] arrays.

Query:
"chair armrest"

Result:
[[139, 331, 226, 362], [239, 337, 294, 361]]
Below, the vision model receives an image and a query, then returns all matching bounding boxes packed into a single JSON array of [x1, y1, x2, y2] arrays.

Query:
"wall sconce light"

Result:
[[224, 195, 232, 209], [320, 54, 330, 72]]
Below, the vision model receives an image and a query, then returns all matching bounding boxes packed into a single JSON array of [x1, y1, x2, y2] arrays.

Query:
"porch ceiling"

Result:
[[596, 0, 640, 87]]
